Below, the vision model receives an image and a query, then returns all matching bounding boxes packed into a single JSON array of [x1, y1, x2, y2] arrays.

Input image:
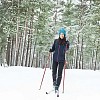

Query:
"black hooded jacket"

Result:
[[49, 39, 69, 62]]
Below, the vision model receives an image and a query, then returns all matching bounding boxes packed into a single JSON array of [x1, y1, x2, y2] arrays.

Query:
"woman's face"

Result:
[[60, 33, 64, 39]]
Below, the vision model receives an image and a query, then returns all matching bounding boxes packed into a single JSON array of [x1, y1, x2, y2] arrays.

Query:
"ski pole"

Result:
[[62, 61, 67, 93], [39, 53, 51, 90]]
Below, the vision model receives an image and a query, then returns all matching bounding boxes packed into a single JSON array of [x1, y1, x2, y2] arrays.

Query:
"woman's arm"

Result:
[[49, 39, 56, 52], [66, 40, 69, 50]]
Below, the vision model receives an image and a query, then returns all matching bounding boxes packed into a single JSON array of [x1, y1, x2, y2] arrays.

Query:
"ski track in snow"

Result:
[[0, 66, 100, 100]]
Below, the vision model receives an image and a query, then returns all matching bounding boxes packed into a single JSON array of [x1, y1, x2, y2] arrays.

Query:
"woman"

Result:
[[49, 27, 69, 92]]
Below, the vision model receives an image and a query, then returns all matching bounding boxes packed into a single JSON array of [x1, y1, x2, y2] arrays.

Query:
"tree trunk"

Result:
[[15, 0, 20, 66], [17, 32, 24, 66], [25, 31, 30, 67], [6, 36, 11, 66], [91, 50, 94, 70], [21, 16, 28, 66], [94, 40, 99, 70], [31, 36, 37, 67], [81, 36, 84, 69], [10, 36, 15, 66], [79, 35, 84, 69], [15, 33, 22, 66], [76, 33, 79, 69], [28, 14, 34, 67]]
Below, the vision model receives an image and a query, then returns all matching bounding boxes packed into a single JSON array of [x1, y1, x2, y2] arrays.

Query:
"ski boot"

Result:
[[55, 86, 59, 97], [55, 86, 58, 93]]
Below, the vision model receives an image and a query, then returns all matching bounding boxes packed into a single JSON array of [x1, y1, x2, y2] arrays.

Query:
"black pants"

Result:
[[52, 61, 64, 87]]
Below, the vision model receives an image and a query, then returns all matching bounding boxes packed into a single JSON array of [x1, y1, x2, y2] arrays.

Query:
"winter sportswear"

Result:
[[49, 39, 69, 62]]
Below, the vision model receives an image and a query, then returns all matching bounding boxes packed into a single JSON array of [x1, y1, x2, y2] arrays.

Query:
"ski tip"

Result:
[[57, 95, 59, 97]]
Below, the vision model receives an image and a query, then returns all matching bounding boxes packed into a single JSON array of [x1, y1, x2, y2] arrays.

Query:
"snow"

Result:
[[0, 66, 100, 100]]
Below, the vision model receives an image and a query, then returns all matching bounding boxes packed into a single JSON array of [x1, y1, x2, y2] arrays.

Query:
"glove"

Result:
[[49, 49, 52, 52]]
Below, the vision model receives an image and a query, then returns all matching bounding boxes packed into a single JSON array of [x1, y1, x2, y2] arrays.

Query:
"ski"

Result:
[[46, 89, 55, 94], [57, 94, 59, 97], [55, 90, 59, 97], [46, 89, 59, 97]]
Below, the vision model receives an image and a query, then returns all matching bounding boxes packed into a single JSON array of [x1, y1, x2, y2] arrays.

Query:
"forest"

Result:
[[0, 0, 100, 70]]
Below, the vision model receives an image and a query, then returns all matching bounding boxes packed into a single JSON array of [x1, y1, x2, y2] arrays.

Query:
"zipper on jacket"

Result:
[[57, 45, 60, 62]]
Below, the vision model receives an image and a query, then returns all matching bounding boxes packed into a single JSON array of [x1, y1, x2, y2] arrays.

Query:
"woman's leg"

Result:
[[56, 62, 64, 88], [52, 61, 58, 86]]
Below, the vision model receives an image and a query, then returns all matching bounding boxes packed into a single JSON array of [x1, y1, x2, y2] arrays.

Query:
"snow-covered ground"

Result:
[[0, 66, 100, 100]]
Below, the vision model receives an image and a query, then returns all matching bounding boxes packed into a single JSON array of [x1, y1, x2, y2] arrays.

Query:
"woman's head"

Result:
[[58, 28, 66, 39], [58, 28, 67, 45]]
